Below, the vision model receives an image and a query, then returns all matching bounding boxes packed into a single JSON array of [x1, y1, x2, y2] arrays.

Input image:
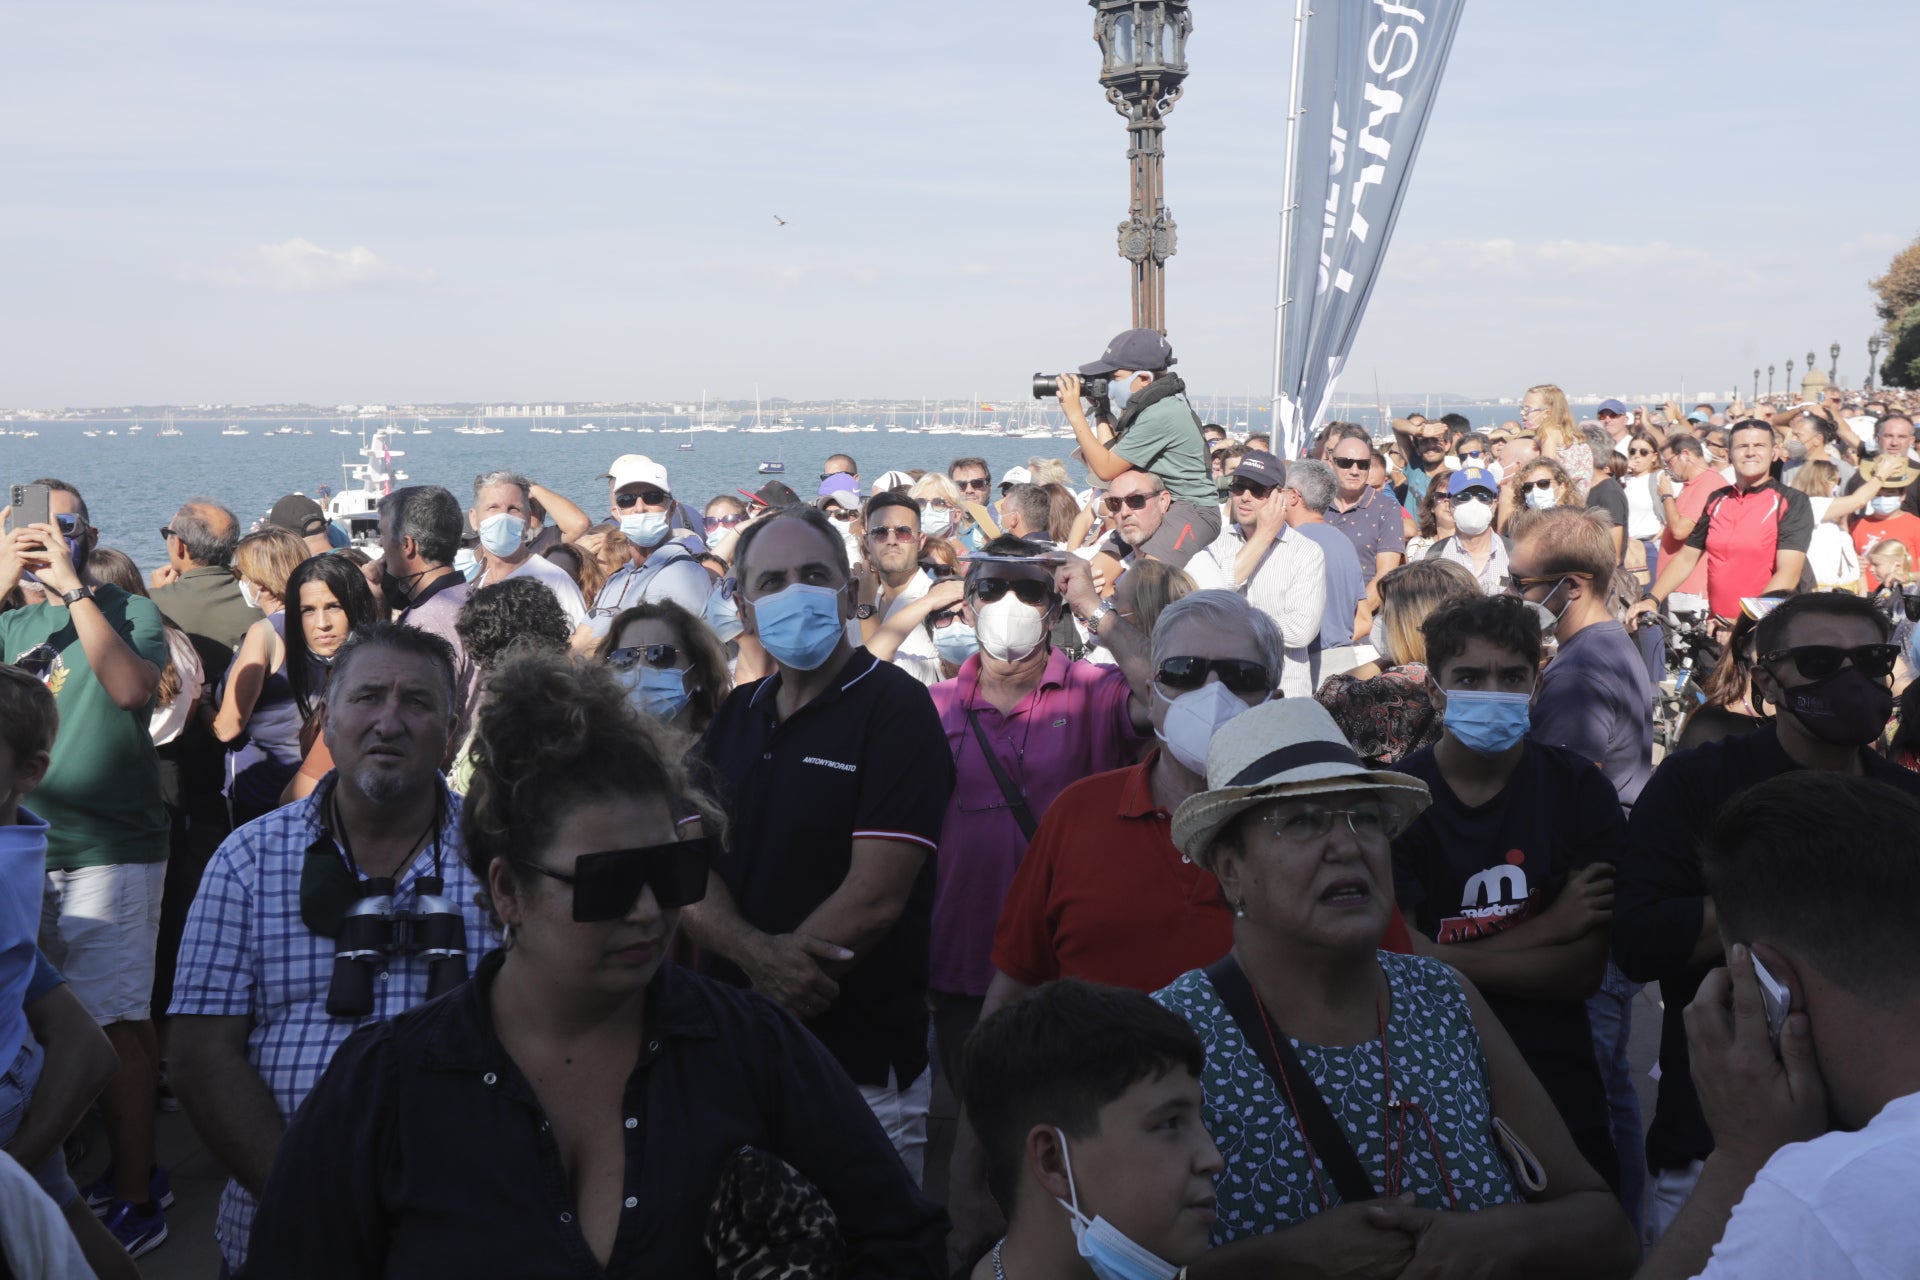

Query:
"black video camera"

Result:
[[326, 875, 470, 1018]]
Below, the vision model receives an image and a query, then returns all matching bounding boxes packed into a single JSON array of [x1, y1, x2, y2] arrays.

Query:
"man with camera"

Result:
[[1047, 327, 1219, 569], [167, 624, 494, 1276]]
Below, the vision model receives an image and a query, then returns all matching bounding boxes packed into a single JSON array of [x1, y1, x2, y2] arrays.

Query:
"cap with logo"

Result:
[[1229, 451, 1287, 490], [603, 454, 670, 493], [1447, 466, 1499, 498], [1078, 327, 1176, 377], [818, 473, 860, 498]]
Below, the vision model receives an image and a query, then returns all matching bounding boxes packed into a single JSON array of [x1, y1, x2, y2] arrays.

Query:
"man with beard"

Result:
[[1054, 328, 1220, 567], [167, 625, 495, 1275]]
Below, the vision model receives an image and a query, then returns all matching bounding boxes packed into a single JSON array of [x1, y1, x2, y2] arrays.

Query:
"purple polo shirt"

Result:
[[927, 648, 1143, 997], [1325, 485, 1408, 587]]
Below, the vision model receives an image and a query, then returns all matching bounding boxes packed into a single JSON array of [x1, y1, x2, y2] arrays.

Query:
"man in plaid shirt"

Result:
[[168, 625, 495, 1274]]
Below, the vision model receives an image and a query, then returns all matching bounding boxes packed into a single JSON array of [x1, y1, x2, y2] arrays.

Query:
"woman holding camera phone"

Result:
[[241, 651, 944, 1278]]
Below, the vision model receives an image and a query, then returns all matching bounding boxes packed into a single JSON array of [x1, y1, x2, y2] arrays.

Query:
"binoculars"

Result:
[[326, 875, 470, 1018]]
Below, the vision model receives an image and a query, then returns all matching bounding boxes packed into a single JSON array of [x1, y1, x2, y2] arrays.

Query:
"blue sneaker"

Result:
[[102, 1199, 169, 1259], [82, 1164, 174, 1215]]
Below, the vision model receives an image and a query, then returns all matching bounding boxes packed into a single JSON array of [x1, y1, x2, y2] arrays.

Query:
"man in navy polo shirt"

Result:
[[686, 505, 954, 1184]]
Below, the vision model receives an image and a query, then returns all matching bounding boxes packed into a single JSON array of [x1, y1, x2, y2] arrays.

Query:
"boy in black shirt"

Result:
[[1390, 593, 1622, 1192]]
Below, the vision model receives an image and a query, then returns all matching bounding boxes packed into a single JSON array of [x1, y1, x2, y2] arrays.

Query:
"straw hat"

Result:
[[1870, 454, 1915, 489], [1171, 699, 1431, 868]]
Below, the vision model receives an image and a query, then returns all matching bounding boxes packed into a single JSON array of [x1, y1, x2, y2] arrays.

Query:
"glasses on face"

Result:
[[868, 524, 918, 543], [518, 839, 710, 921], [1629, 448, 1656, 458], [929, 607, 967, 630], [921, 498, 955, 511], [1459, 450, 1485, 462], [1522, 477, 1556, 493], [608, 643, 683, 671], [1256, 800, 1389, 843], [1227, 479, 1274, 498], [616, 489, 669, 509], [955, 476, 990, 492], [970, 577, 1052, 606], [1155, 655, 1272, 695], [1103, 492, 1157, 513], [919, 559, 960, 580], [703, 513, 744, 532], [1331, 456, 1371, 471], [159, 525, 176, 541], [1761, 644, 1899, 682], [1519, 405, 1546, 418], [53, 514, 83, 536], [1505, 570, 1590, 597], [1454, 489, 1496, 505], [821, 506, 856, 522]]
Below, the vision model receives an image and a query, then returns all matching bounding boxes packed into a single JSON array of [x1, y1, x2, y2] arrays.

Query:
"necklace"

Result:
[[991, 1240, 1006, 1280]]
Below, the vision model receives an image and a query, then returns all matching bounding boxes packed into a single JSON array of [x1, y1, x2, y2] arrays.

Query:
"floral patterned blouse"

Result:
[[1315, 663, 1443, 766], [1552, 439, 1594, 499], [1154, 952, 1521, 1244]]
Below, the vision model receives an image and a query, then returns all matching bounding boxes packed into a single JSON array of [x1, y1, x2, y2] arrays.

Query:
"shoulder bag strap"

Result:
[[1203, 955, 1377, 1204], [965, 708, 1039, 841]]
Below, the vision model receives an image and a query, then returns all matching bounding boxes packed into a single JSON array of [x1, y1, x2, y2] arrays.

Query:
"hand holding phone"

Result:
[[8, 483, 52, 533], [1753, 953, 1792, 1051]]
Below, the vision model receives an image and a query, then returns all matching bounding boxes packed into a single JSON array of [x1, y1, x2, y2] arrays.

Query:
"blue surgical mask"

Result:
[[705, 585, 744, 643], [1869, 495, 1903, 518], [933, 621, 980, 666], [749, 582, 845, 671], [1051, 1129, 1182, 1280], [453, 548, 482, 583], [477, 512, 527, 557], [1109, 376, 1134, 414], [1443, 689, 1532, 756], [620, 510, 671, 548], [617, 664, 692, 722]]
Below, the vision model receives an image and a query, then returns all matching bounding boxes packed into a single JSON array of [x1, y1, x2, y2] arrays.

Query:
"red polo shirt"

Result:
[[1684, 478, 1814, 618], [991, 752, 1410, 994]]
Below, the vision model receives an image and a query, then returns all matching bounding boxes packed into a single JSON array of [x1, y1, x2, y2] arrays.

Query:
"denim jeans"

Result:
[[1586, 959, 1646, 1237], [0, 1036, 44, 1148]]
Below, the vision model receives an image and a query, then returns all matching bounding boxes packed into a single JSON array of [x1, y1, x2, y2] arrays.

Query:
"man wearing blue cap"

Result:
[[1423, 466, 1511, 594], [1052, 328, 1219, 568], [1596, 400, 1634, 457]]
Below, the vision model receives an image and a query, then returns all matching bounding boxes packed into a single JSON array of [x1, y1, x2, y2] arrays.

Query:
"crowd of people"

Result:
[[3, 329, 1918, 1278]]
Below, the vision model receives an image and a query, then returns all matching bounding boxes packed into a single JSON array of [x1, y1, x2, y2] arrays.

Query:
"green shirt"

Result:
[[1113, 394, 1216, 509], [0, 586, 169, 869]]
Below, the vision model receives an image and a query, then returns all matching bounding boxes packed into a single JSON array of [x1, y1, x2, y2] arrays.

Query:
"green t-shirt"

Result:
[[0, 586, 169, 869], [1112, 394, 1217, 509]]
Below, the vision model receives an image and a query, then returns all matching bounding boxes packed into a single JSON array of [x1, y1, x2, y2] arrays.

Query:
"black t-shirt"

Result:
[[698, 648, 954, 1086], [1586, 477, 1629, 531], [1391, 742, 1622, 1176]]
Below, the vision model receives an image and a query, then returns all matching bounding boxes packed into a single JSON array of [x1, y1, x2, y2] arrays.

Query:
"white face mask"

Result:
[[238, 579, 261, 610], [974, 593, 1048, 663], [1154, 681, 1265, 778], [921, 506, 955, 538], [1452, 497, 1494, 536], [1524, 485, 1558, 512]]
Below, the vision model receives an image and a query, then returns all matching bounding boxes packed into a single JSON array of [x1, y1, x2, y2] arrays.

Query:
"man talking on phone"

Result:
[[1, 479, 172, 1257]]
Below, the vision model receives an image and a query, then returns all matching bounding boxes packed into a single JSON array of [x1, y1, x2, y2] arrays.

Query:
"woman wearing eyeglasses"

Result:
[[596, 600, 732, 736], [1498, 459, 1579, 535], [1522, 385, 1591, 500], [1150, 697, 1637, 1277], [1622, 430, 1667, 587], [700, 495, 749, 566], [241, 650, 946, 1278]]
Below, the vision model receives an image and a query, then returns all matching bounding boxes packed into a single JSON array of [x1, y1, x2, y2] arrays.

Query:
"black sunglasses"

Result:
[[1522, 477, 1557, 492], [615, 489, 669, 508], [518, 838, 711, 921], [919, 559, 960, 580], [14, 643, 60, 681], [1760, 644, 1898, 682], [929, 607, 967, 630], [159, 525, 176, 541], [1227, 479, 1274, 498], [703, 514, 744, 531], [608, 644, 682, 670], [1103, 493, 1157, 512], [1155, 656, 1272, 695], [1331, 457, 1370, 470], [970, 577, 1052, 606], [954, 477, 990, 491]]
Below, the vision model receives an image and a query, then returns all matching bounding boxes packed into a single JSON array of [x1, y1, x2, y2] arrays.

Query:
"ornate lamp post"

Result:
[[1786, 358, 1795, 395], [1830, 342, 1841, 381], [1090, 0, 1192, 334], [1768, 364, 1776, 397], [1753, 367, 1760, 401], [1868, 334, 1882, 392]]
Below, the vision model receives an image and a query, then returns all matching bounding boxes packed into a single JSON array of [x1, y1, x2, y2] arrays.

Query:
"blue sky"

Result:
[[2, 0, 1914, 408]]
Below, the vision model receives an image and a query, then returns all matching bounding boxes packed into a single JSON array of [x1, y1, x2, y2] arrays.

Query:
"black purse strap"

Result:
[[965, 709, 1039, 841], [1204, 954, 1377, 1204]]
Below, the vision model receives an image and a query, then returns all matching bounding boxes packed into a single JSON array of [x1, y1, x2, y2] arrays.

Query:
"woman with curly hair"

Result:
[[1498, 457, 1581, 535], [242, 650, 946, 1277], [446, 577, 577, 792]]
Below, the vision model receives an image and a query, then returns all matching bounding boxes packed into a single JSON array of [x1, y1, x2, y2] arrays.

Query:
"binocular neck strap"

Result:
[[327, 780, 446, 885]]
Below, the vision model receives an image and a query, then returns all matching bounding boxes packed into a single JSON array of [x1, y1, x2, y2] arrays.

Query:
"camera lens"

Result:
[[1031, 373, 1060, 400]]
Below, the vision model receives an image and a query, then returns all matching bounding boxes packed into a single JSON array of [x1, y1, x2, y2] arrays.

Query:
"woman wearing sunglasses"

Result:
[[242, 651, 946, 1277], [595, 600, 732, 736], [1498, 459, 1579, 535], [1151, 698, 1637, 1276]]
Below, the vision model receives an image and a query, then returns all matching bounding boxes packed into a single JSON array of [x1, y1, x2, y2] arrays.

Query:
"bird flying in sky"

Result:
[[773, 214, 787, 226]]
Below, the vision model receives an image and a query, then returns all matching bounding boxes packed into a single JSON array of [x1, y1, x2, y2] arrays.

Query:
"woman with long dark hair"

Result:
[[278, 553, 382, 805]]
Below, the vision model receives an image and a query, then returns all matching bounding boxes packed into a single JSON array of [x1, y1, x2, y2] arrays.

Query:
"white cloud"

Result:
[[202, 238, 432, 291]]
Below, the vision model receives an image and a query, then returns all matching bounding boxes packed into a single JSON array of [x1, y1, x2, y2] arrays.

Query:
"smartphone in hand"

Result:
[[7, 483, 52, 532], [1753, 954, 1791, 1051]]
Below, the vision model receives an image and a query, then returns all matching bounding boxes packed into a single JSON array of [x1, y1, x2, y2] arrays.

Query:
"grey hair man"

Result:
[[1283, 458, 1370, 682]]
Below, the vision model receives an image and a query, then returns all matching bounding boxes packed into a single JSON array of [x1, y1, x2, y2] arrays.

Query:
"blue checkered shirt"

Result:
[[168, 785, 496, 1271]]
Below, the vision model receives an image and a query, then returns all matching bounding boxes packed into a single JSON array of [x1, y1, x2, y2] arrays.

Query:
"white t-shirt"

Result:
[[1697, 1091, 1920, 1279], [1802, 496, 1860, 589], [852, 569, 941, 686], [497, 552, 589, 628]]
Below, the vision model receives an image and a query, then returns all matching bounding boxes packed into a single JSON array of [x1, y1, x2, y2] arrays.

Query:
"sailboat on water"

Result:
[[753, 385, 785, 472]]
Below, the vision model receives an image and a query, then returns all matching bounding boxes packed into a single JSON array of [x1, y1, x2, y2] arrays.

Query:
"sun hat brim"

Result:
[[1171, 771, 1431, 870]]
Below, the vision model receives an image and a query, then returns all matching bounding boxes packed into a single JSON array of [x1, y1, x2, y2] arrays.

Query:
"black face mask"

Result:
[[1777, 666, 1895, 747], [379, 565, 428, 605]]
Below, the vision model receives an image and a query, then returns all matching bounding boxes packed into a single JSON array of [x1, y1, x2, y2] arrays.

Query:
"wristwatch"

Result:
[[854, 603, 877, 620], [1081, 601, 1112, 632], [59, 585, 93, 608]]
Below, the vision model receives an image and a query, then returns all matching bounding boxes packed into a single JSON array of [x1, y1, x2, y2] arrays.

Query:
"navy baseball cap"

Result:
[[1230, 450, 1287, 489], [1447, 466, 1499, 498], [1079, 327, 1176, 377], [1597, 399, 1629, 417]]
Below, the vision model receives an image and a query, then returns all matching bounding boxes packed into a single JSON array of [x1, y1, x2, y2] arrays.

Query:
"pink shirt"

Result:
[[927, 649, 1143, 996]]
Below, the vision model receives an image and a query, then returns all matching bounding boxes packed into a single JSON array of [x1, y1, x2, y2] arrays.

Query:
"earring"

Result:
[[1232, 900, 1247, 919], [500, 921, 516, 950]]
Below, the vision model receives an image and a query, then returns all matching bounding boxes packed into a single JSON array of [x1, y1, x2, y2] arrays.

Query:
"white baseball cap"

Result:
[[603, 454, 670, 492], [1000, 466, 1032, 489]]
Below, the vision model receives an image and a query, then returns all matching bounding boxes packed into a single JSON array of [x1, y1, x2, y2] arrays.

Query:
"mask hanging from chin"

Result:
[[1051, 1129, 1184, 1280]]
